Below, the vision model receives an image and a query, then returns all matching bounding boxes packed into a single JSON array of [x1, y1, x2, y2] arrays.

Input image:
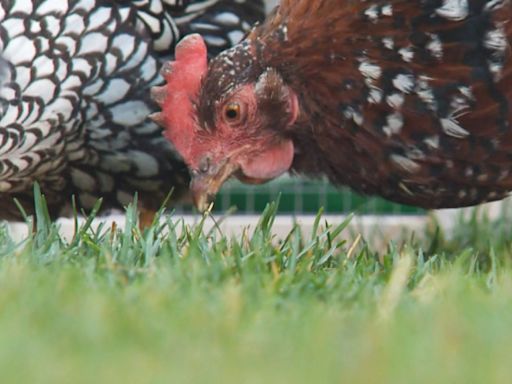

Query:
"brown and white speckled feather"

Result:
[[158, 0, 512, 210], [246, 0, 512, 207]]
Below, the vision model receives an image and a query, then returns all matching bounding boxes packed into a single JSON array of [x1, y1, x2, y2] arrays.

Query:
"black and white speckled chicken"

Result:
[[0, 0, 264, 220]]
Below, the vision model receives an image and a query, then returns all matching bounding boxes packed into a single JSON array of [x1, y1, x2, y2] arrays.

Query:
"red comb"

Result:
[[150, 34, 208, 162]]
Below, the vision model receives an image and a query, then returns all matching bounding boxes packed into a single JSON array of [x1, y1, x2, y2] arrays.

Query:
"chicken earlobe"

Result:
[[238, 139, 294, 183]]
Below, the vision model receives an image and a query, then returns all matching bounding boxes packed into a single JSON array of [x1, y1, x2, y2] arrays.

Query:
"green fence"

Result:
[[178, 176, 425, 215]]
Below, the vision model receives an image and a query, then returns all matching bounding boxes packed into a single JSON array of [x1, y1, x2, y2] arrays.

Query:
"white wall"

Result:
[[265, 0, 279, 12]]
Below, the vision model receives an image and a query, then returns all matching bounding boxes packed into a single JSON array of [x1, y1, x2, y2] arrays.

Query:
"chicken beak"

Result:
[[190, 161, 239, 212]]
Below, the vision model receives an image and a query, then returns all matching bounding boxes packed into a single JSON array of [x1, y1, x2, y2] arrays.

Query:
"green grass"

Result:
[[1, 190, 512, 383]]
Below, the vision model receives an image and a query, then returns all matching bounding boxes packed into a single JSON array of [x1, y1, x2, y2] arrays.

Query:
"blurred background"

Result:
[[194, 0, 424, 216], [266, 0, 278, 10]]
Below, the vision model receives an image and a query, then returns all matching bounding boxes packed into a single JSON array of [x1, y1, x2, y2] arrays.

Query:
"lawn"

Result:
[[1, 193, 512, 383]]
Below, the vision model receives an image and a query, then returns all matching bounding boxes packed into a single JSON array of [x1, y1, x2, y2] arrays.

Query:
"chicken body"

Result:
[[0, 0, 264, 219], [156, 0, 512, 210]]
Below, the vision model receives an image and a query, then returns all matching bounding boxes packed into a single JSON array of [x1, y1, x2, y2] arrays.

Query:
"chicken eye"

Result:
[[224, 103, 241, 122]]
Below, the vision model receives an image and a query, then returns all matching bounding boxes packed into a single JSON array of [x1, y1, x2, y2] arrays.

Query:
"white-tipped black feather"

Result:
[[0, 0, 265, 219]]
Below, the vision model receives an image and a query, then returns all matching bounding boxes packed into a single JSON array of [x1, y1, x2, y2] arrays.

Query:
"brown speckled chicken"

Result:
[[0, 0, 264, 220], [153, 0, 512, 211]]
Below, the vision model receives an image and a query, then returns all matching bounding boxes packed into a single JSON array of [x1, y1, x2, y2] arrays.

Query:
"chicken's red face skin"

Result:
[[152, 34, 299, 209]]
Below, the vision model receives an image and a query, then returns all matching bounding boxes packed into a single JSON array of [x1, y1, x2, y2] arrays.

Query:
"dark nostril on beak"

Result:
[[190, 158, 236, 212], [198, 157, 211, 174]]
